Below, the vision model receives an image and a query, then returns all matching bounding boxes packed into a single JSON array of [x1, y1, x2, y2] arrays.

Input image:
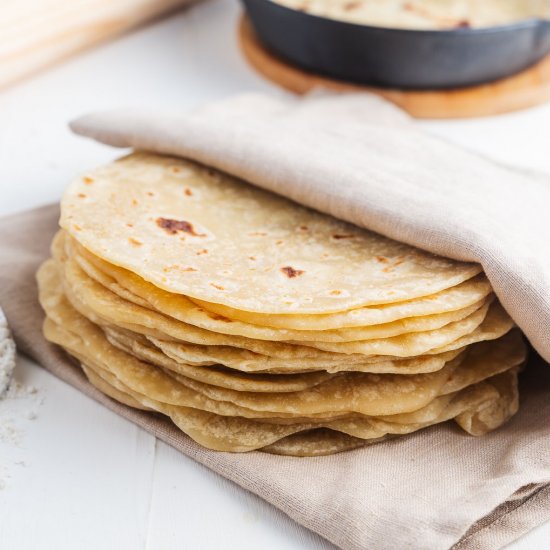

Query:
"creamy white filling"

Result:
[[272, 0, 550, 29]]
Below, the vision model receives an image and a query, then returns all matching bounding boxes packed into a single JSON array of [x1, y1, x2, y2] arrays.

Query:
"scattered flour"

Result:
[[0, 307, 16, 396], [0, 379, 44, 490], [0, 307, 44, 490]]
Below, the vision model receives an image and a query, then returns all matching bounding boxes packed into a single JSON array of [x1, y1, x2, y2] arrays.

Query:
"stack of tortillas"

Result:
[[37, 153, 527, 456]]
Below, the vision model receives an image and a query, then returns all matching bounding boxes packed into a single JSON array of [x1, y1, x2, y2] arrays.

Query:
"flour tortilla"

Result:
[[40, 296, 460, 418], [44, 313, 519, 454], [148, 334, 465, 374], [58, 256, 509, 360], [42, 257, 514, 375], [190, 274, 493, 330], [81, 358, 376, 456], [60, 153, 481, 314], [156, 332, 526, 416], [38, 261, 526, 420], [37, 256, 521, 454], [50, 240, 470, 373], [107, 323, 468, 376], [83, 353, 514, 452], [266, 369, 519, 455], [103, 327, 335, 393], [66, 232, 492, 342]]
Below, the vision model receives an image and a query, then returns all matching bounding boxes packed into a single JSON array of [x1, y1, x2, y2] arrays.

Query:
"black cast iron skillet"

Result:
[[241, 0, 550, 89]]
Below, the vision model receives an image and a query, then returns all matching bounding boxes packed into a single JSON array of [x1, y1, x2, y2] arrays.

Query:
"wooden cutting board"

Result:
[[239, 15, 550, 119], [0, 0, 196, 89]]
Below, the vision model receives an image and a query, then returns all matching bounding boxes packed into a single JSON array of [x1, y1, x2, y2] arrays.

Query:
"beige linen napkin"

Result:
[[1, 206, 550, 550], [2, 93, 550, 549]]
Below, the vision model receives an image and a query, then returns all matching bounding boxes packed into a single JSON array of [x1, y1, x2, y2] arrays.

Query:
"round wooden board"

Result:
[[239, 15, 550, 119]]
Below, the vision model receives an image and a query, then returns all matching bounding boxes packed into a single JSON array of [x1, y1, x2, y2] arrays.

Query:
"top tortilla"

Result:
[[61, 153, 481, 314]]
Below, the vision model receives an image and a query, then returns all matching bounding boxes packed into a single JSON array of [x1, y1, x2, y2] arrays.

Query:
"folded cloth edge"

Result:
[[68, 92, 550, 363]]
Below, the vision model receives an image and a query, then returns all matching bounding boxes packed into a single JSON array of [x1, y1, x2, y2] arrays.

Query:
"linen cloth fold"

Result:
[[2, 92, 550, 549], [70, 92, 550, 364]]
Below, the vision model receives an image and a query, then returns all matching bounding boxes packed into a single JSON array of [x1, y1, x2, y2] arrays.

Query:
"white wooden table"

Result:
[[1, 1, 550, 548]]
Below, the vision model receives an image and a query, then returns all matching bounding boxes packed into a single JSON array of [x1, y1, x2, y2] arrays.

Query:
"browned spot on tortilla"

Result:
[[126, 223, 134, 228], [131, 199, 139, 206], [164, 265, 197, 273], [196, 249, 208, 255], [156, 217, 206, 237], [382, 255, 406, 272], [248, 232, 267, 237], [128, 237, 143, 246], [210, 283, 225, 290], [456, 19, 470, 28], [83, 176, 94, 185], [184, 188, 193, 196], [248, 256, 256, 261], [330, 290, 342, 296], [276, 240, 284, 245], [344, 1, 360, 10], [333, 234, 356, 240], [77, 193, 87, 199], [375, 255, 390, 263], [73, 224, 82, 232], [299, 225, 309, 231], [207, 312, 233, 323], [147, 192, 155, 197], [281, 266, 305, 278]]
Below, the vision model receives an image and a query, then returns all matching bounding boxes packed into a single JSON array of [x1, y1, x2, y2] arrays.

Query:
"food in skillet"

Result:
[[272, 0, 548, 29]]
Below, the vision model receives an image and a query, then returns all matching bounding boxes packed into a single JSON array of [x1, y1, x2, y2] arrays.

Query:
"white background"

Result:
[[1, 0, 550, 548]]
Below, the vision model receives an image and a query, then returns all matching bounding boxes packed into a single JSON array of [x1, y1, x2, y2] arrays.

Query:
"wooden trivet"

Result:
[[239, 15, 550, 119]]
